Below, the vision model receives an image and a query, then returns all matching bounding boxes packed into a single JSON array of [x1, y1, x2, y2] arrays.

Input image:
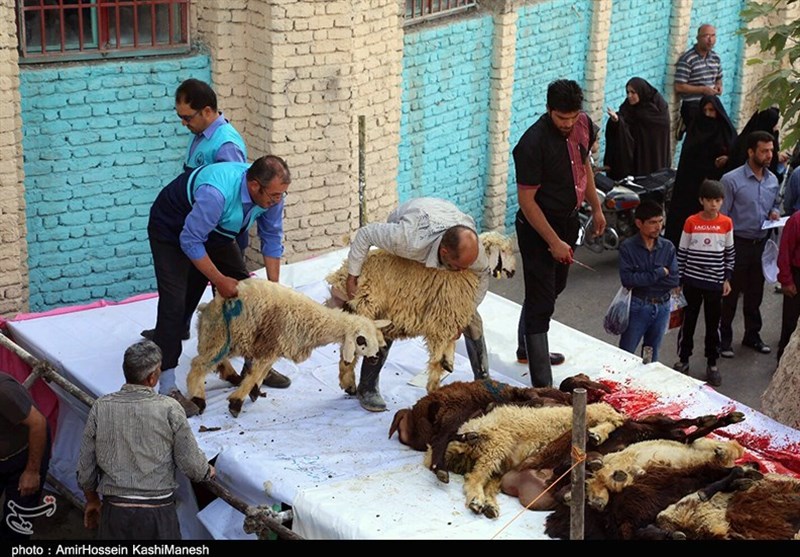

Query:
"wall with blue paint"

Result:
[[505, 0, 595, 230], [398, 15, 494, 227], [20, 55, 211, 311], [688, 0, 747, 127]]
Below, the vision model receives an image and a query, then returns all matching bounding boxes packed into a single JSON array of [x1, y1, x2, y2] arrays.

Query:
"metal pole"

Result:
[[569, 388, 587, 540], [358, 114, 366, 227]]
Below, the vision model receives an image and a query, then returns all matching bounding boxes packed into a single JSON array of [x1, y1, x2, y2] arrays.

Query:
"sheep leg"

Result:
[[464, 459, 502, 518], [338, 356, 358, 395], [187, 353, 217, 414], [215, 359, 243, 386], [685, 411, 746, 442], [424, 339, 452, 393], [227, 358, 275, 417]]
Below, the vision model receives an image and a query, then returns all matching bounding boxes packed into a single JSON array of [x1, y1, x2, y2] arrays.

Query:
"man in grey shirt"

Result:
[[77, 340, 215, 540], [719, 130, 781, 358], [344, 197, 491, 411]]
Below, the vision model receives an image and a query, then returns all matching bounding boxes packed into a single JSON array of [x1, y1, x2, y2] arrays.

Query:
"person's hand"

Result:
[[215, 276, 239, 299], [722, 280, 732, 297], [663, 267, 670, 277], [784, 284, 797, 298], [714, 155, 728, 169], [703, 85, 719, 96], [592, 210, 607, 238], [346, 274, 359, 299], [606, 107, 618, 122], [769, 210, 781, 221], [549, 241, 573, 264], [779, 150, 790, 164], [84, 499, 101, 530], [18, 470, 40, 497]]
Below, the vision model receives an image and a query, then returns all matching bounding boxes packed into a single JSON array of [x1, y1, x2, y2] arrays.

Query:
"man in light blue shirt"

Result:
[[147, 156, 291, 414], [719, 130, 781, 357]]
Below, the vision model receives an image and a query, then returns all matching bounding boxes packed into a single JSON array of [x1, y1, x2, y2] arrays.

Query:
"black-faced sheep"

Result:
[[427, 402, 627, 518], [388, 374, 611, 483], [325, 232, 516, 401], [186, 277, 390, 417], [584, 437, 746, 510], [651, 472, 800, 540]]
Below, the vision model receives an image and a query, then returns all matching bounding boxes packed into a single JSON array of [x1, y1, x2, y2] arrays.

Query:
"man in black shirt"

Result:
[[512, 79, 606, 387]]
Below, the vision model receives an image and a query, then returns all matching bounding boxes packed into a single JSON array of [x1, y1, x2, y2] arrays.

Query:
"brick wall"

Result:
[[0, 1, 26, 316], [19, 56, 212, 311], [398, 14, 494, 226]]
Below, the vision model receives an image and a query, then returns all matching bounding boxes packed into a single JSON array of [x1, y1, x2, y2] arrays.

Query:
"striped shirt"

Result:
[[677, 212, 735, 291], [77, 384, 211, 498], [675, 46, 723, 103]]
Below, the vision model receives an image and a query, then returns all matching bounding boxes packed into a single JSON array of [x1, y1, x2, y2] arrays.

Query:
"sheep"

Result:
[[585, 437, 746, 510], [503, 411, 746, 511], [325, 231, 516, 397], [651, 472, 800, 540], [388, 374, 611, 483], [186, 277, 390, 417], [544, 463, 763, 540], [426, 401, 627, 518]]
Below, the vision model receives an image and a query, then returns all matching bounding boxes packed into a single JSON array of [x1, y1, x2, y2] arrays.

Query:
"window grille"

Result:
[[16, 0, 190, 63], [404, 0, 476, 26]]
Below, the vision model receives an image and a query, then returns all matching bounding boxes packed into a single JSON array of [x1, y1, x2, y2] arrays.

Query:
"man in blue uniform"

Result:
[[147, 156, 291, 414]]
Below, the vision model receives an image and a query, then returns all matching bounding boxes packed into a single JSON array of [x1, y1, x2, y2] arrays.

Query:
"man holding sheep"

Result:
[[344, 197, 492, 412], [146, 155, 292, 415]]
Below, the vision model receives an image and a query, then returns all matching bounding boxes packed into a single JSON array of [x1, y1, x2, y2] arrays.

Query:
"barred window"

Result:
[[16, 0, 190, 63], [404, 0, 476, 26]]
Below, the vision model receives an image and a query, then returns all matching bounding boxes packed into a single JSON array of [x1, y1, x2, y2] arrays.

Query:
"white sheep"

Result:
[[585, 437, 745, 510], [186, 277, 390, 417], [426, 401, 627, 518], [326, 231, 516, 396]]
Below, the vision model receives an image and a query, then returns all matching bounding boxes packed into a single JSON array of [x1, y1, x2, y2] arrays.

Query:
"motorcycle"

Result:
[[577, 167, 676, 252]]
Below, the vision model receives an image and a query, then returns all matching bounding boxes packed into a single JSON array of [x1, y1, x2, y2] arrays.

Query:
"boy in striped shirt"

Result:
[[674, 179, 735, 386]]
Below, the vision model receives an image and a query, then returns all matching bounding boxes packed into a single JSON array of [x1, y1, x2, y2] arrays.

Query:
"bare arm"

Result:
[[584, 158, 606, 237], [19, 405, 47, 496], [674, 82, 719, 96], [263, 255, 280, 282]]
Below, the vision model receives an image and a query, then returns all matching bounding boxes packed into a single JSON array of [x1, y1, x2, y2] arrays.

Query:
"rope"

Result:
[[210, 298, 243, 365], [491, 445, 587, 540]]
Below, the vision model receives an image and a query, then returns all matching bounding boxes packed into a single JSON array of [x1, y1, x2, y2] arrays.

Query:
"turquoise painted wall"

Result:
[[398, 15, 494, 227], [20, 55, 212, 311], [601, 0, 672, 162], [689, 0, 747, 128], [505, 0, 595, 231]]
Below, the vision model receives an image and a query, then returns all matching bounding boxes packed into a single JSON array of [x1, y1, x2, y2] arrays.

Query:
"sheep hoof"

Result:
[[671, 531, 687, 541], [343, 384, 357, 396], [468, 498, 483, 515], [228, 399, 243, 418], [192, 397, 207, 414], [588, 431, 601, 445], [728, 411, 745, 424], [482, 505, 499, 519], [248, 385, 262, 402], [435, 469, 450, 484]]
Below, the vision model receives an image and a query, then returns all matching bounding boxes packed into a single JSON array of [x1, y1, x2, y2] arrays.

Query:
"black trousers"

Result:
[[778, 266, 800, 361], [98, 496, 181, 540], [677, 283, 723, 364], [0, 429, 51, 540], [515, 210, 579, 335], [149, 237, 249, 370], [720, 237, 767, 348]]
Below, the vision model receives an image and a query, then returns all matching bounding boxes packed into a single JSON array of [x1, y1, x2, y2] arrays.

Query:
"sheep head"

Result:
[[341, 317, 391, 364], [479, 231, 516, 279]]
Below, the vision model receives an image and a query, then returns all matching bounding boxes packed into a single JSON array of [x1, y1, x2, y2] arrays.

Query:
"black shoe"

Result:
[[141, 328, 190, 341], [706, 365, 722, 387], [742, 339, 771, 354], [262, 369, 292, 389], [673, 361, 690, 374], [167, 389, 200, 417], [719, 346, 734, 358], [549, 352, 565, 366]]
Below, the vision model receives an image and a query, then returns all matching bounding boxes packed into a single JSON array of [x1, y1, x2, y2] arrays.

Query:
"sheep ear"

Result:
[[342, 334, 356, 364], [374, 319, 392, 329]]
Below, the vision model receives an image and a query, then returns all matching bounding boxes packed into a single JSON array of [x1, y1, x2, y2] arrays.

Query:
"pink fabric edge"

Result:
[[2, 292, 159, 325]]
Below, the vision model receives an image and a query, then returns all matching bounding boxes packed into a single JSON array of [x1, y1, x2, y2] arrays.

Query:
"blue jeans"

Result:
[[618, 296, 671, 362]]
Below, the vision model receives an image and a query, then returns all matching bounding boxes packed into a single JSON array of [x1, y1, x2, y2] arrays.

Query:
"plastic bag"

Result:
[[668, 290, 688, 330], [762, 238, 779, 284], [603, 286, 631, 335]]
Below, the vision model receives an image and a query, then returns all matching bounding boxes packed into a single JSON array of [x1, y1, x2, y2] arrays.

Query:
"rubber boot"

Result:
[[525, 333, 553, 388], [357, 339, 393, 412], [464, 333, 490, 380]]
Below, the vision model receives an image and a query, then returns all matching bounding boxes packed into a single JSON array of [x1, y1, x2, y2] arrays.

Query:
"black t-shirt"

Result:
[[0, 372, 34, 458], [513, 112, 596, 216]]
